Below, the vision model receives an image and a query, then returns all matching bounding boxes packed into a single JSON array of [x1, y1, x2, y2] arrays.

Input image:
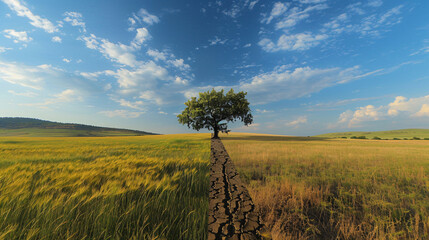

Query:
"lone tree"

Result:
[[178, 88, 253, 139]]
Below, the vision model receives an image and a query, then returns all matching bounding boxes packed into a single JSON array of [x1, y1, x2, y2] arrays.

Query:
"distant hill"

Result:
[[0, 117, 156, 137], [315, 129, 429, 140]]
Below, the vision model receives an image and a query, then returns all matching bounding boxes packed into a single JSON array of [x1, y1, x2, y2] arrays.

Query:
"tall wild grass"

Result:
[[0, 134, 210, 240], [222, 134, 429, 239]]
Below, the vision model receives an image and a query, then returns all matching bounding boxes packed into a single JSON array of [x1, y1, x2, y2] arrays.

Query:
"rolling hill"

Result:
[[315, 129, 429, 140], [0, 117, 156, 137]]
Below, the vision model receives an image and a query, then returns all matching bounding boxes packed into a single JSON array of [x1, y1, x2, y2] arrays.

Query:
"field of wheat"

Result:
[[0, 134, 210, 240], [222, 133, 429, 240]]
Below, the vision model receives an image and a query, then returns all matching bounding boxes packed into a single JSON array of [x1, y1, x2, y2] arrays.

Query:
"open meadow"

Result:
[[0, 134, 210, 240], [222, 133, 429, 240]]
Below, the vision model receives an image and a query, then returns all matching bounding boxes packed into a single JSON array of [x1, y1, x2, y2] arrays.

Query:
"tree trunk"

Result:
[[213, 128, 219, 139]]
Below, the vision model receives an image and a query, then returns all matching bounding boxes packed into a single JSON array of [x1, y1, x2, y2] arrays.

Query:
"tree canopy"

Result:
[[177, 89, 253, 138]]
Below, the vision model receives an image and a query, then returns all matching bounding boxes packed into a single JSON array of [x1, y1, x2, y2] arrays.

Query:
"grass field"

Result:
[[315, 128, 429, 140], [222, 133, 429, 239], [0, 134, 210, 240]]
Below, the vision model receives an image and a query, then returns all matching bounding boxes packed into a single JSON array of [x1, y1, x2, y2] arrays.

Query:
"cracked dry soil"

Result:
[[208, 138, 263, 240]]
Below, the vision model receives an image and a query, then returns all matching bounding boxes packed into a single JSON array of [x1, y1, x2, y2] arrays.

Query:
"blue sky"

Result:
[[0, 0, 428, 135]]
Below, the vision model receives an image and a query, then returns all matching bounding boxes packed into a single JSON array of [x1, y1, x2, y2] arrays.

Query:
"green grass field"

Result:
[[0, 134, 210, 240], [315, 128, 429, 140], [222, 133, 429, 239]]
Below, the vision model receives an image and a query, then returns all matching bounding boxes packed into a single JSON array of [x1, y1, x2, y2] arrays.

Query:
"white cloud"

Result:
[[62, 58, 71, 63], [131, 28, 150, 47], [299, 0, 326, 3], [241, 65, 365, 104], [414, 104, 429, 117], [184, 65, 374, 105], [21, 89, 82, 107], [147, 49, 168, 61], [2, 0, 58, 33], [209, 36, 228, 45], [286, 116, 307, 127], [259, 33, 328, 52], [0, 46, 12, 53], [0, 60, 63, 89], [8, 90, 37, 97], [128, 8, 159, 30], [243, 43, 252, 48], [174, 76, 189, 85], [158, 111, 168, 115], [105, 61, 169, 89], [51, 36, 62, 43], [388, 95, 429, 117], [80, 29, 150, 67], [139, 90, 164, 105], [274, 4, 328, 30], [256, 109, 273, 114], [263, 2, 289, 24], [63, 12, 86, 32], [368, 0, 383, 7], [3, 29, 32, 43], [248, 0, 259, 10], [99, 110, 143, 118], [113, 98, 145, 110], [222, 4, 241, 18], [168, 58, 190, 71], [337, 95, 429, 127]]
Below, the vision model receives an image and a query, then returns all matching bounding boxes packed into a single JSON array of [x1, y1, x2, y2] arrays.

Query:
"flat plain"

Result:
[[0, 134, 210, 240], [222, 133, 429, 239]]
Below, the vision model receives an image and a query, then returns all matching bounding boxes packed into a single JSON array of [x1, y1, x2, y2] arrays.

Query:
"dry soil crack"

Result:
[[208, 138, 263, 240]]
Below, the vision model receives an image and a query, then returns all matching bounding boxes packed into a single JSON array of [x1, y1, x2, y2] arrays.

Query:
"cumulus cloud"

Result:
[[3, 29, 32, 43], [259, 33, 328, 52], [2, 0, 58, 33], [337, 95, 429, 127], [99, 110, 143, 118], [388, 95, 429, 116], [147, 49, 168, 61], [51, 36, 62, 43]]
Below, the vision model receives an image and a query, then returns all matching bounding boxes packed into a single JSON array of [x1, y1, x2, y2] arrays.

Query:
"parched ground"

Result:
[[208, 138, 263, 240]]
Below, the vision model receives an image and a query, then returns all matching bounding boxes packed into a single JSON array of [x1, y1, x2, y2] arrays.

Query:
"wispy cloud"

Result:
[[51, 36, 62, 43], [64, 12, 86, 32], [99, 109, 144, 118], [2, 0, 58, 33]]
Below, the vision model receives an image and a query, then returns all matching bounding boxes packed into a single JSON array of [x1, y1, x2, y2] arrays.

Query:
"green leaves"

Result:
[[178, 89, 253, 135]]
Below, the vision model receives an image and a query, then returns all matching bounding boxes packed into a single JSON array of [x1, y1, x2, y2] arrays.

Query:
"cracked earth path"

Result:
[[208, 138, 263, 240]]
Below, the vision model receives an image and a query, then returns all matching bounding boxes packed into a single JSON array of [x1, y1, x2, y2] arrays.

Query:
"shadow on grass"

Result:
[[221, 135, 328, 142]]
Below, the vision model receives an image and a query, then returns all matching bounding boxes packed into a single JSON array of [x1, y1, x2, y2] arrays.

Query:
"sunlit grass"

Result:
[[0, 134, 210, 240], [222, 133, 429, 239]]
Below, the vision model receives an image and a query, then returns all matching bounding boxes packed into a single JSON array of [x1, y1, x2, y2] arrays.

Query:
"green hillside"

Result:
[[0, 117, 155, 137], [315, 129, 429, 140]]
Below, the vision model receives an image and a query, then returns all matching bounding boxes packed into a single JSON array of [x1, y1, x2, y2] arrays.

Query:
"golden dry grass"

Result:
[[221, 133, 429, 239], [0, 134, 210, 240]]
